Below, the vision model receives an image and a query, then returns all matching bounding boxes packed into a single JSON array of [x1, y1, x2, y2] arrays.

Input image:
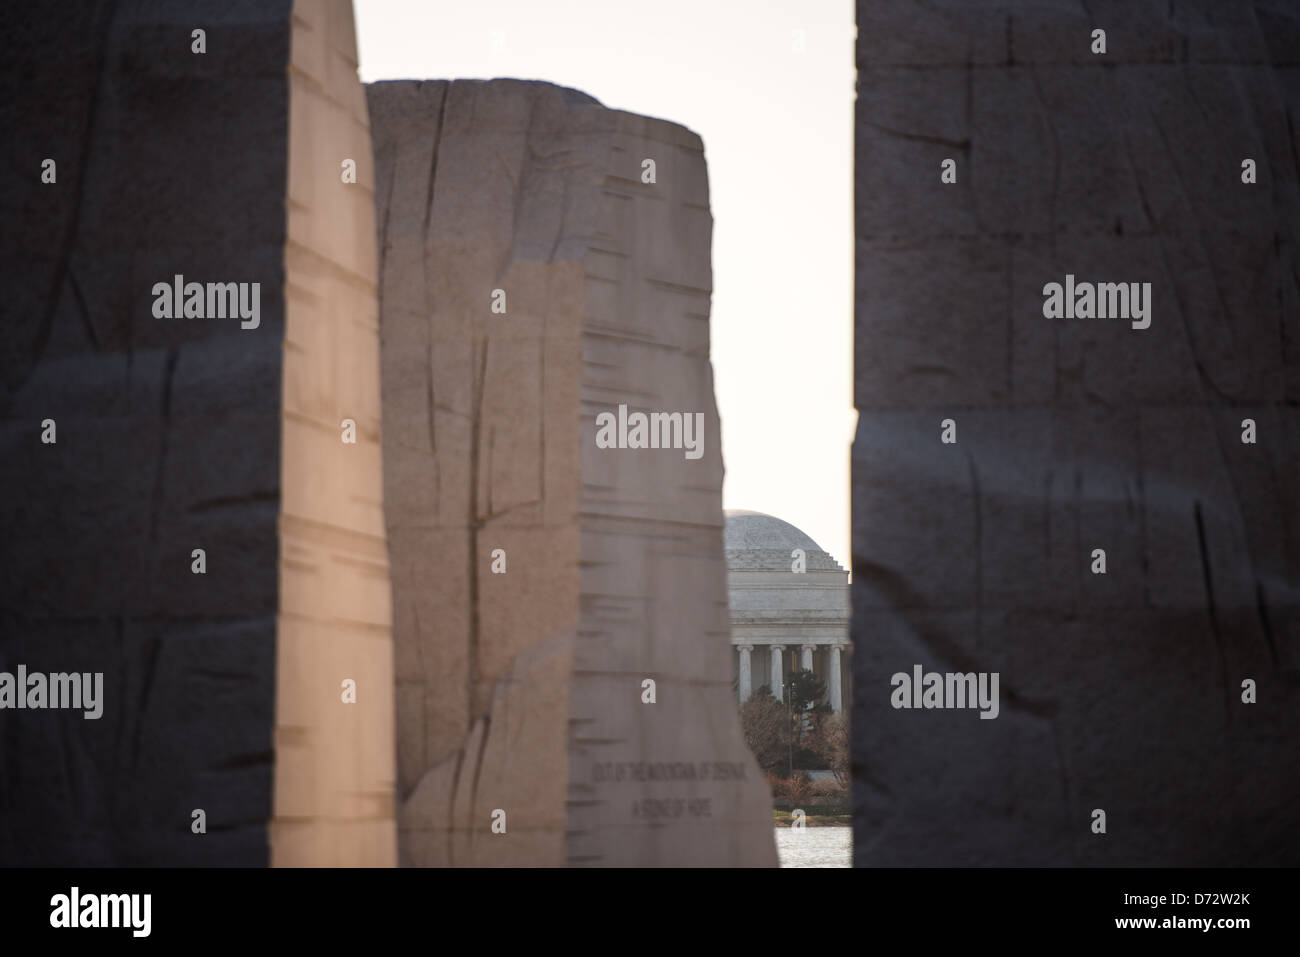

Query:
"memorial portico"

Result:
[[724, 511, 851, 713]]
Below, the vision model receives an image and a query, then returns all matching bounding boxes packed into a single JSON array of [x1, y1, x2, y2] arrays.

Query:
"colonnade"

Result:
[[736, 642, 849, 713]]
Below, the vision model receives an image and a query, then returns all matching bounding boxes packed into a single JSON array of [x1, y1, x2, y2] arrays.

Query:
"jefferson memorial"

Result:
[[724, 511, 851, 712]]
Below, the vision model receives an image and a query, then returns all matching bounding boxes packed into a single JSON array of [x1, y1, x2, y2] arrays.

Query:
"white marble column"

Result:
[[770, 645, 785, 701], [829, 643, 844, 713], [737, 644, 753, 703]]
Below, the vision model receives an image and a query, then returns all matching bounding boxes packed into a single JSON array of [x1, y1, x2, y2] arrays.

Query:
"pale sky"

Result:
[[355, 0, 855, 569]]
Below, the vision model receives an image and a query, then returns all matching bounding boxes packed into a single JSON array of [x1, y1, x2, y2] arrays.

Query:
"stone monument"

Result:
[[369, 78, 777, 866], [0, 0, 396, 866], [853, 0, 1300, 866]]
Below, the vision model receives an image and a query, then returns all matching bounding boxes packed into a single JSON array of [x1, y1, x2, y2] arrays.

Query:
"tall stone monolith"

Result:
[[0, 0, 395, 866], [369, 79, 777, 866], [853, 0, 1300, 866]]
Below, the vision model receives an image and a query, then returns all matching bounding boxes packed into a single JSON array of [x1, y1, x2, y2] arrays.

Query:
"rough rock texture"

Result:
[[370, 79, 776, 866], [853, 1, 1300, 865], [0, 0, 394, 865]]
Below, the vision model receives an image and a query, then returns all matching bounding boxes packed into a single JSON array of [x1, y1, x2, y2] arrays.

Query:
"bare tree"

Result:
[[740, 687, 787, 777], [817, 713, 850, 789]]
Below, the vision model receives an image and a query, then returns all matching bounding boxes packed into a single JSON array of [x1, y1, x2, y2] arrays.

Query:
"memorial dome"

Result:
[[724, 510, 845, 572]]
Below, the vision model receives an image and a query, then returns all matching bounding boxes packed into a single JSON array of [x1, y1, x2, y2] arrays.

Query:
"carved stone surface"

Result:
[[852, 0, 1300, 866], [370, 78, 777, 866], [271, 0, 396, 868], [0, 0, 394, 866]]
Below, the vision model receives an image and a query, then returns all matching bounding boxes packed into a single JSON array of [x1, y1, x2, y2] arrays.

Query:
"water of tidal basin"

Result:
[[775, 826, 852, 868]]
